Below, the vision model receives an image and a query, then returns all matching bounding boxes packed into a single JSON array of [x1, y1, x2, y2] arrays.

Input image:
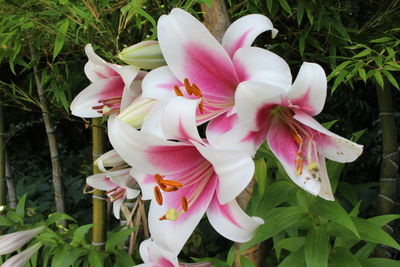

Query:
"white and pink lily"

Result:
[[1, 242, 42, 267], [142, 8, 280, 126], [230, 61, 364, 200], [136, 239, 211, 267], [86, 168, 140, 219], [70, 44, 145, 118], [108, 97, 263, 253]]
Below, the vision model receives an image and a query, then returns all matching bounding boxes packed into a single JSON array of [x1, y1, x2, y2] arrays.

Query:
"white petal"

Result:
[[192, 142, 255, 204], [129, 169, 155, 200], [139, 239, 179, 267], [207, 195, 264, 242], [287, 62, 327, 116], [317, 155, 334, 201], [142, 66, 181, 100], [161, 97, 203, 143], [112, 197, 124, 219], [222, 14, 278, 58], [293, 111, 363, 163]]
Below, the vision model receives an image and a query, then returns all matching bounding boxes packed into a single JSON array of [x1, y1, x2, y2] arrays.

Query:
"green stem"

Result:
[[0, 102, 6, 206], [91, 118, 107, 250]]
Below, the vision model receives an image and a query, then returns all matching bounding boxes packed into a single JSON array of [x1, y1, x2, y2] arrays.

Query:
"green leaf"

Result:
[[305, 226, 329, 267], [353, 48, 371, 58], [278, 247, 306, 267], [255, 181, 294, 217], [72, 224, 93, 244], [46, 212, 76, 225], [51, 247, 85, 267], [226, 245, 235, 266], [359, 258, 400, 267], [105, 227, 138, 251], [241, 206, 308, 251], [254, 158, 267, 195], [355, 243, 376, 258], [367, 214, 400, 227], [299, 34, 306, 57], [373, 71, 384, 88], [241, 256, 256, 267], [310, 199, 359, 237], [382, 70, 399, 89], [275, 237, 305, 253], [330, 247, 361, 267], [278, 0, 292, 14], [53, 19, 69, 61], [114, 251, 135, 266], [358, 68, 367, 83], [370, 37, 392, 43], [297, 0, 304, 25], [88, 249, 103, 267], [16, 194, 27, 218], [0, 216, 15, 226], [266, 0, 274, 13], [352, 217, 400, 250], [331, 70, 348, 93]]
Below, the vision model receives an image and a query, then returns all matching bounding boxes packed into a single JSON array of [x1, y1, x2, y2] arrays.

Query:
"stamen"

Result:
[[295, 152, 303, 176], [184, 78, 193, 95], [307, 161, 319, 172], [98, 96, 122, 103], [159, 215, 166, 221], [174, 86, 184, 96], [163, 186, 179, 192], [198, 101, 204, 114], [105, 187, 118, 195], [154, 186, 163, 205], [181, 196, 188, 212], [191, 83, 202, 97], [161, 180, 182, 188], [108, 190, 125, 202], [291, 130, 303, 145], [92, 105, 104, 110], [154, 174, 164, 185]]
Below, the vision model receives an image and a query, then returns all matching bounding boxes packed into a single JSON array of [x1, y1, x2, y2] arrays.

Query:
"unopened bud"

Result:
[[2, 242, 43, 267], [118, 41, 166, 69], [94, 150, 126, 173], [118, 96, 157, 129], [0, 226, 45, 255]]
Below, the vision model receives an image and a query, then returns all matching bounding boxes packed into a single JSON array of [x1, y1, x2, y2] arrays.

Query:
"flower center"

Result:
[[277, 108, 319, 177], [92, 96, 122, 117]]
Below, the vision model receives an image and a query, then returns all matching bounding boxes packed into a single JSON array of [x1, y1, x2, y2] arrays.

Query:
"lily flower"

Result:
[[136, 239, 211, 267], [86, 168, 140, 219], [108, 97, 263, 253], [142, 8, 280, 125], [0, 226, 45, 255], [70, 44, 145, 118], [94, 149, 127, 173], [2, 242, 42, 267], [232, 61, 363, 200]]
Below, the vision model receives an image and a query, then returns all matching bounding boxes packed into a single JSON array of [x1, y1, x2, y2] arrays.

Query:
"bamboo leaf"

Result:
[[358, 68, 367, 83], [382, 70, 399, 89], [370, 37, 392, 43], [297, 0, 304, 25], [353, 48, 371, 58], [373, 71, 384, 88], [53, 19, 69, 61], [278, 0, 292, 14]]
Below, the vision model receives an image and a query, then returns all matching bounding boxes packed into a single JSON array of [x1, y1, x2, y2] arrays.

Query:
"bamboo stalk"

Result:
[[375, 85, 399, 258], [0, 102, 6, 206], [91, 118, 107, 250], [29, 44, 66, 217], [5, 152, 17, 209], [199, 2, 264, 265]]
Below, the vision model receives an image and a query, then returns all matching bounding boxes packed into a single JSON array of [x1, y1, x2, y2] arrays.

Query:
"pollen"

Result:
[[307, 161, 319, 172], [174, 85, 184, 96], [181, 196, 188, 212], [162, 180, 182, 188], [295, 152, 303, 176], [165, 208, 178, 221], [154, 186, 163, 205]]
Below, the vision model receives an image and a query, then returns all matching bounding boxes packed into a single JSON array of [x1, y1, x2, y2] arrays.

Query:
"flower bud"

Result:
[[118, 41, 166, 69], [94, 150, 126, 173], [2, 242, 42, 267], [118, 96, 157, 129], [0, 226, 45, 255]]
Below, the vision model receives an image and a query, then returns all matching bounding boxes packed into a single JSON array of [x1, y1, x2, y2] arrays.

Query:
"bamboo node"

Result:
[[91, 241, 105, 246], [92, 195, 106, 201]]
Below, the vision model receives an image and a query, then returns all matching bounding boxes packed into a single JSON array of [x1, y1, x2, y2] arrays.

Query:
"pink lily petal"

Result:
[[223, 14, 278, 58], [192, 142, 255, 205], [293, 111, 363, 162], [84, 44, 119, 82], [70, 77, 124, 118], [287, 62, 327, 116], [205, 112, 239, 147], [161, 97, 203, 144], [267, 118, 322, 196], [157, 8, 239, 99], [233, 47, 292, 85], [142, 66, 182, 100], [235, 80, 286, 131], [108, 118, 204, 175], [148, 173, 217, 253], [206, 195, 264, 242]]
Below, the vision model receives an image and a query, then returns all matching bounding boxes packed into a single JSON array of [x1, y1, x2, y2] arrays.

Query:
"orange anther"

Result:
[[184, 78, 193, 95], [291, 130, 303, 145], [154, 186, 163, 205], [161, 180, 182, 188], [163, 186, 179, 192], [295, 152, 303, 175], [198, 101, 204, 114], [181, 196, 188, 212], [191, 83, 202, 97], [159, 215, 167, 221], [174, 85, 184, 96], [154, 174, 164, 185]]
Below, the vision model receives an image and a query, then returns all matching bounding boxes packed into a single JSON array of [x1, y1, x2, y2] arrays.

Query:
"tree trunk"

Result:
[[5, 152, 17, 209], [0, 102, 6, 207], [29, 44, 66, 216], [375, 85, 399, 257], [91, 118, 107, 250], [200, 2, 264, 265]]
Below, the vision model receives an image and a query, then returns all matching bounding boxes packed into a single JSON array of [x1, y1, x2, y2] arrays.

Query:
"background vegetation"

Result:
[[0, 0, 399, 266]]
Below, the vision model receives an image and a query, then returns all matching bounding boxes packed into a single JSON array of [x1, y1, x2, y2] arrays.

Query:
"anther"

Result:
[[295, 152, 303, 176], [154, 174, 164, 185], [181, 196, 188, 212], [163, 186, 179, 192], [161, 180, 182, 188], [199, 101, 204, 114], [174, 86, 184, 96], [159, 215, 166, 221], [291, 130, 303, 145], [154, 186, 163, 205], [184, 78, 193, 95], [191, 83, 202, 97]]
